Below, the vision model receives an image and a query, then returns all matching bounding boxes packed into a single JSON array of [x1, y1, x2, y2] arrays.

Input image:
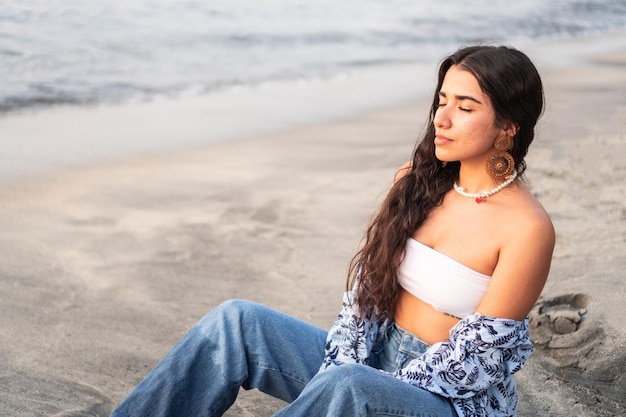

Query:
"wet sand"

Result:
[[1, 32, 625, 416]]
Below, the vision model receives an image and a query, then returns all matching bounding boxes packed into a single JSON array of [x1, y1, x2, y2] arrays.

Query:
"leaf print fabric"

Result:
[[319, 288, 389, 369], [318, 289, 534, 417]]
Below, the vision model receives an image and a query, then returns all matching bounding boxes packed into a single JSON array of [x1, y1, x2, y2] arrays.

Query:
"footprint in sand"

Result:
[[528, 293, 595, 351], [527, 294, 626, 415]]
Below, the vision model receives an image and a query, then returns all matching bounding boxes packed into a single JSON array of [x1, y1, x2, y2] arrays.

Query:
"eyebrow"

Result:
[[438, 91, 483, 105]]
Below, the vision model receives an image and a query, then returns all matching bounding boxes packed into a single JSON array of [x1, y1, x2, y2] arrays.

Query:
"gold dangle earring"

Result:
[[486, 133, 515, 178]]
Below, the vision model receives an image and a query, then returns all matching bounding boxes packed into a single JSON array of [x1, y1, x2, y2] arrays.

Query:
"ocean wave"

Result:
[[1, 0, 625, 114]]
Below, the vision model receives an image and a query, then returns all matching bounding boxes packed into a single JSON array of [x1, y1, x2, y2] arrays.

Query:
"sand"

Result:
[[0, 32, 624, 416]]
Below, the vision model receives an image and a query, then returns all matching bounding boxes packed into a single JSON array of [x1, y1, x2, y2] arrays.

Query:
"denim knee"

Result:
[[198, 299, 260, 325], [216, 299, 261, 317]]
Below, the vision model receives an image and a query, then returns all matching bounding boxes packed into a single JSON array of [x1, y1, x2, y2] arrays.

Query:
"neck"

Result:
[[453, 166, 518, 203], [457, 163, 502, 193]]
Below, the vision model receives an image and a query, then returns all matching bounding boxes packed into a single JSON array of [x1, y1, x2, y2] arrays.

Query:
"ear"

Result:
[[502, 122, 519, 138]]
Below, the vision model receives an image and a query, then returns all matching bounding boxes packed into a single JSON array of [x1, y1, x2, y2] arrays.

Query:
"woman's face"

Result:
[[433, 65, 506, 166]]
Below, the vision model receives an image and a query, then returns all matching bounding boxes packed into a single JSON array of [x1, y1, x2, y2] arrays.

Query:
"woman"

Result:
[[110, 45, 554, 417]]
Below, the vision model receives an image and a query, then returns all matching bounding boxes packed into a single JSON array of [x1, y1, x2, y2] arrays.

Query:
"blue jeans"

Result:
[[110, 300, 457, 417]]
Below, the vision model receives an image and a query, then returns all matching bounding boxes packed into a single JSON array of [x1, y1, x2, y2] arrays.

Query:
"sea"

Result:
[[2, 0, 626, 114]]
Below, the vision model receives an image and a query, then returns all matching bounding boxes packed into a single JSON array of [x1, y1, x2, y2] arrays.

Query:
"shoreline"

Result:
[[0, 62, 434, 183], [2, 29, 625, 183], [1, 31, 625, 416]]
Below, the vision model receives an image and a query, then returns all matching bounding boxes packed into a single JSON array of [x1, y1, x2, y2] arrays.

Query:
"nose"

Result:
[[434, 105, 451, 129]]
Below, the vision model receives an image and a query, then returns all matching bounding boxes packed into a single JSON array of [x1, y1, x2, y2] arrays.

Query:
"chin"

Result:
[[435, 151, 451, 163]]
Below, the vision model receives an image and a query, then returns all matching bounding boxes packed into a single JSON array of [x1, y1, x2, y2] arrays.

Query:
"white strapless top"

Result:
[[397, 238, 491, 319]]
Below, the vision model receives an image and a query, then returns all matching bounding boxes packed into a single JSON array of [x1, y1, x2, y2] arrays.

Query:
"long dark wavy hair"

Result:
[[349, 45, 544, 318]]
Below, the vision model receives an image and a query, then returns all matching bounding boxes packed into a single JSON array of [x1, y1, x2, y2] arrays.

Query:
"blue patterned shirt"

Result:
[[318, 289, 533, 417]]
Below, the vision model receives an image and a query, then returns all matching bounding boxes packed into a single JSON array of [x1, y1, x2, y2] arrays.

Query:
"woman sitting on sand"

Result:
[[110, 45, 555, 417]]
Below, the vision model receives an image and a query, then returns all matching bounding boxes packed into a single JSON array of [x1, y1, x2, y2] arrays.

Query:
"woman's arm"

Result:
[[476, 207, 555, 320]]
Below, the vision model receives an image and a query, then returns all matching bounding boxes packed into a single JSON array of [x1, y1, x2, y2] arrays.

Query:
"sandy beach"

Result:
[[1, 32, 625, 417]]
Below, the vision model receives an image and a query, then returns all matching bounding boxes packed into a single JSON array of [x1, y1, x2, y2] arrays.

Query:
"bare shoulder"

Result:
[[393, 161, 413, 184], [499, 180, 556, 284], [506, 181, 555, 245]]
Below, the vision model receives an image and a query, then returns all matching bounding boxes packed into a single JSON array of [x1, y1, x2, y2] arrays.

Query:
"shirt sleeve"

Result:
[[391, 313, 533, 399], [318, 289, 387, 371]]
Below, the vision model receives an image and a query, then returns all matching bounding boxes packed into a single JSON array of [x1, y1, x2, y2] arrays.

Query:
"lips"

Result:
[[434, 135, 452, 145]]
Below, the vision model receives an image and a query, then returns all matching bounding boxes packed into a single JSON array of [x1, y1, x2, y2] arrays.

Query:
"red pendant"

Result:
[[475, 197, 485, 204]]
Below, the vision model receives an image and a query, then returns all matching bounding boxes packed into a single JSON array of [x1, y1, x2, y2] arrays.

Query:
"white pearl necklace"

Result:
[[453, 170, 518, 204]]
